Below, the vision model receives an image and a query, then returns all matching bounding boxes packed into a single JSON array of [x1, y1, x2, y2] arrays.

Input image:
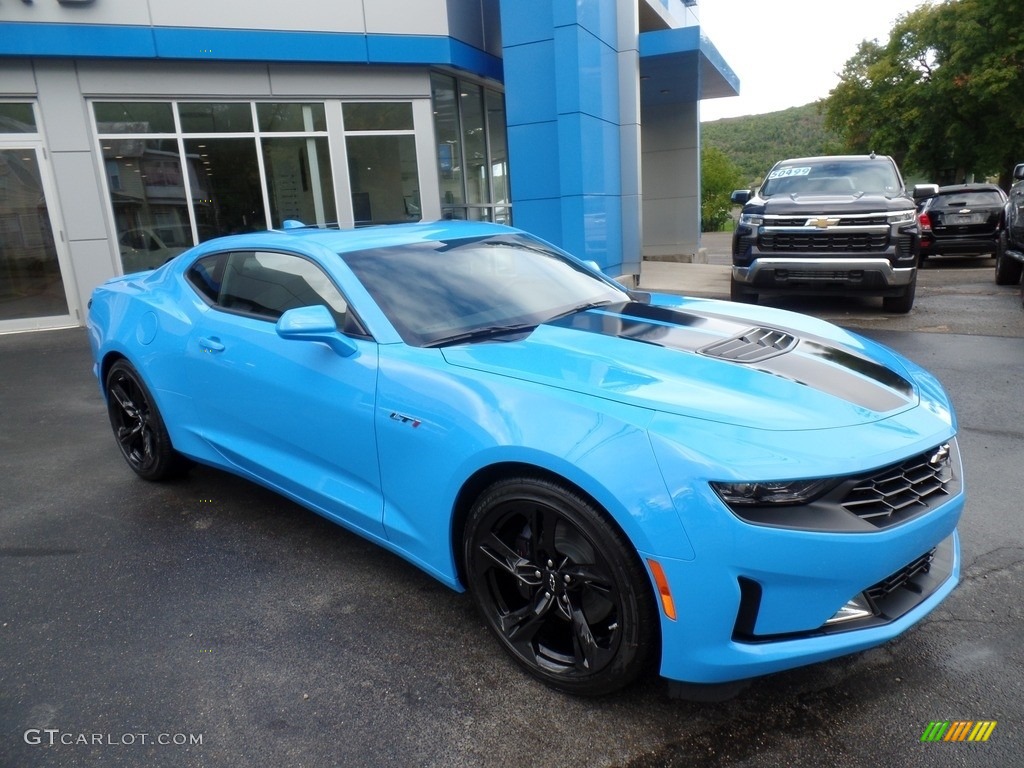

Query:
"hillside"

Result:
[[701, 103, 843, 186]]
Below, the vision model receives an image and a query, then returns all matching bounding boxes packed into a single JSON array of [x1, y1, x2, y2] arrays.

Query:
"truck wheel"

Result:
[[730, 279, 758, 305], [995, 232, 1022, 285], [882, 273, 916, 314]]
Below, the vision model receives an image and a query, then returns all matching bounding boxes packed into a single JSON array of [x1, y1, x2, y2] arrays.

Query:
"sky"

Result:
[[698, 0, 935, 122]]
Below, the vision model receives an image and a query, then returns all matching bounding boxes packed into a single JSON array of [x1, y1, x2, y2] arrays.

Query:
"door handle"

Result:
[[198, 336, 225, 353]]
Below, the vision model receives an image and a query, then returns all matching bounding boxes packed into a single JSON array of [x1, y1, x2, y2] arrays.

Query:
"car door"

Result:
[[182, 248, 384, 539]]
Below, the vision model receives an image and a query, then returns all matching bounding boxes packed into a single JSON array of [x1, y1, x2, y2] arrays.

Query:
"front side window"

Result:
[[186, 250, 358, 332]]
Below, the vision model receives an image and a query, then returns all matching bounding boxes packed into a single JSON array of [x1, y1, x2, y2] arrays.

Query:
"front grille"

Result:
[[865, 548, 934, 605], [768, 215, 890, 227], [760, 231, 889, 252], [841, 443, 955, 526]]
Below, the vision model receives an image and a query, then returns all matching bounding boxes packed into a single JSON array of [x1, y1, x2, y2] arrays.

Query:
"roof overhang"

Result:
[[639, 25, 739, 108]]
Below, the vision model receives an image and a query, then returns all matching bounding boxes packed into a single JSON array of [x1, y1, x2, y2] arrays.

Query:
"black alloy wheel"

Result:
[[105, 360, 188, 481], [464, 476, 657, 696]]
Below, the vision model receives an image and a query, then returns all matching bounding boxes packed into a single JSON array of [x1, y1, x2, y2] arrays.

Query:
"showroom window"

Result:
[[94, 101, 337, 273], [342, 102, 420, 225], [430, 74, 510, 224]]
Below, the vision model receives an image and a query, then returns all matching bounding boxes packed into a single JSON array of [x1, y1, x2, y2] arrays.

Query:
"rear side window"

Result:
[[185, 250, 366, 335]]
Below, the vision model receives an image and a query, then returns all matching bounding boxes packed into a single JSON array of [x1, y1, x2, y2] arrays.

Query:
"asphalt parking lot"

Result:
[[2, 253, 1022, 767]]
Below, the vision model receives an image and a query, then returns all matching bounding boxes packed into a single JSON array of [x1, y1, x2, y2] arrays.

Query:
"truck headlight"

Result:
[[738, 213, 764, 227], [887, 210, 916, 225]]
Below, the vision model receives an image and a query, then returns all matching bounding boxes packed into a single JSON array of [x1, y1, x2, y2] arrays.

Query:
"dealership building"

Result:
[[0, 0, 737, 333]]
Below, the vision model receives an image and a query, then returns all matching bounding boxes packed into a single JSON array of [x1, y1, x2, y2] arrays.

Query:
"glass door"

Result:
[[0, 142, 77, 330]]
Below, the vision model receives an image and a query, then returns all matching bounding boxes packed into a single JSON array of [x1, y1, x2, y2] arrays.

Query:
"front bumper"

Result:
[[645, 469, 963, 684], [733, 258, 916, 294]]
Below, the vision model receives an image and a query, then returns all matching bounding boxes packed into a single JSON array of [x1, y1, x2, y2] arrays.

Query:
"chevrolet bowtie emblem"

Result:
[[808, 217, 841, 228]]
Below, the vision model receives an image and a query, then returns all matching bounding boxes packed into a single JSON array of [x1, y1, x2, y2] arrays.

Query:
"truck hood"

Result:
[[440, 300, 919, 431], [754, 193, 913, 216]]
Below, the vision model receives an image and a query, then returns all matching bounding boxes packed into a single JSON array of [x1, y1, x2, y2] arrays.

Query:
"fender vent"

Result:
[[699, 327, 798, 363]]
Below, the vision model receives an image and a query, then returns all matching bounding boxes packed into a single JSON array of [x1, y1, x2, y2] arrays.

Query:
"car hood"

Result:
[[440, 299, 919, 430]]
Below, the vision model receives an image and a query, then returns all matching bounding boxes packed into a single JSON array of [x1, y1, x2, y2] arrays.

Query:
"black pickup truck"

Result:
[[730, 154, 920, 313], [995, 162, 1024, 307]]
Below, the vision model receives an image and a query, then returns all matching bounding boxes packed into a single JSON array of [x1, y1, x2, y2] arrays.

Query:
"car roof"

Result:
[[260, 220, 522, 254], [934, 183, 1005, 195], [185, 220, 524, 259], [774, 154, 894, 165]]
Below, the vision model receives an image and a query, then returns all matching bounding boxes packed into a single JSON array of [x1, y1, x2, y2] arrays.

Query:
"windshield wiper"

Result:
[[545, 299, 617, 323], [425, 322, 538, 348]]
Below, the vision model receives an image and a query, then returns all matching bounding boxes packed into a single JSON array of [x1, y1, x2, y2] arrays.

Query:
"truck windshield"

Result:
[[760, 160, 902, 198]]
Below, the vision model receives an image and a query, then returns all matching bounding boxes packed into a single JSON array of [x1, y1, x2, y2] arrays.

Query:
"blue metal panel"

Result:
[[561, 194, 624, 266], [153, 27, 368, 62], [557, 113, 621, 197], [553, 25, 619, 123], [506, 122, 561, 200], [0, 22, 502, 78], [552, 0, 618, 48], [497, 0, 555, 48], [0, 22, 157, 58], [502, 40, 557, 126]]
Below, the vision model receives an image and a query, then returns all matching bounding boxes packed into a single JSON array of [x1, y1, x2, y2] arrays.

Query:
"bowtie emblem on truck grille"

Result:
[[807, 217, 841, 228]]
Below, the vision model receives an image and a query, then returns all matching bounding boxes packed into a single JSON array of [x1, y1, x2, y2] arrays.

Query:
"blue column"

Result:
[[500, 0, 636, 276]]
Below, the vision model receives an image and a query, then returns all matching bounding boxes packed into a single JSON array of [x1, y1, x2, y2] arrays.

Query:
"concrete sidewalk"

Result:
[[638, 260, 730, 298], [636, 230, 732, 298]]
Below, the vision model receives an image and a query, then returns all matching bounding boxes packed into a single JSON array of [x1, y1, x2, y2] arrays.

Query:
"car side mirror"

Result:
[[730, 189, 752, 205], [276, 305, 358, 357], [913, 183, 939, 202], [1014, 163, 1024, 182]]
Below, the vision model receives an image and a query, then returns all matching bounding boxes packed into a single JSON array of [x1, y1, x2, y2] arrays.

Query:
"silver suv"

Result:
[[730, 154, 920, 313]]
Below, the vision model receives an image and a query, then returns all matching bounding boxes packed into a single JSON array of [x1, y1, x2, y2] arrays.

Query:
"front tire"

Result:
[[464, 476, 657, 696], [105, 360, 189, 481], [883, 272, 917, 313], [995, 232, 1022, 285], [730, 278, 758, 304]]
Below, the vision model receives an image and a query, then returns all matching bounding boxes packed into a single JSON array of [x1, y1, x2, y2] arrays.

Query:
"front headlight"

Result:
[[738, 213, 764, 227], [711, 478, 838, 506], [887, 209, 916, 225]]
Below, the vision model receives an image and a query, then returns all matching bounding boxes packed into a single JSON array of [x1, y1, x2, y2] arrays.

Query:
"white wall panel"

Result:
[[76, 61, 274, 97], [0, 60, 37, 94], [147, 0, 366, 32]]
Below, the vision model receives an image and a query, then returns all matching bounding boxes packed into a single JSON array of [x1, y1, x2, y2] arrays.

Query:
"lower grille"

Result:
[[866, 549, 934, 605]]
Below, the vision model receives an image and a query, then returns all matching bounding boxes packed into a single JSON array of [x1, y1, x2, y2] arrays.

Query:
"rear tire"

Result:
[[105, 360, 190, 481]]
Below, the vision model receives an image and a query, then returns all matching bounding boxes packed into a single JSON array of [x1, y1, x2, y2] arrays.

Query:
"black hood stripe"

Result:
[[546, 302, 914, 413]]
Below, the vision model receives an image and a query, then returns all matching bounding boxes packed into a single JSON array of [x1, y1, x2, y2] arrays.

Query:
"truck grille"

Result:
[[759, 231, 890, 252]]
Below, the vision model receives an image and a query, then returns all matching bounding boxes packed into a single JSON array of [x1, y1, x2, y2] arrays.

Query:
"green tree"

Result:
[[824, 0, 1024, 185], [700, 144, 743, 232]]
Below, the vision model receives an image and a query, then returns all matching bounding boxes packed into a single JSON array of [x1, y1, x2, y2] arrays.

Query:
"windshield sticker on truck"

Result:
[[768, 167, 812, 180]]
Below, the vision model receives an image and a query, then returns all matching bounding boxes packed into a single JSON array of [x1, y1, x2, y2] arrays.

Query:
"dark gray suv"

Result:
[[730, 154, 920, 313]]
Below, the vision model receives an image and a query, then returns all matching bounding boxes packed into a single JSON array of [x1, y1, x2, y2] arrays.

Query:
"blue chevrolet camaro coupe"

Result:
[[88, 220, 963, 696]]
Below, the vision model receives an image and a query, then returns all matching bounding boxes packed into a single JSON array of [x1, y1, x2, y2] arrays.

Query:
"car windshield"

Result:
[[760, 159, 902, 198], [933, 190, 1005, 208], [340, 234, 629, 347]]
